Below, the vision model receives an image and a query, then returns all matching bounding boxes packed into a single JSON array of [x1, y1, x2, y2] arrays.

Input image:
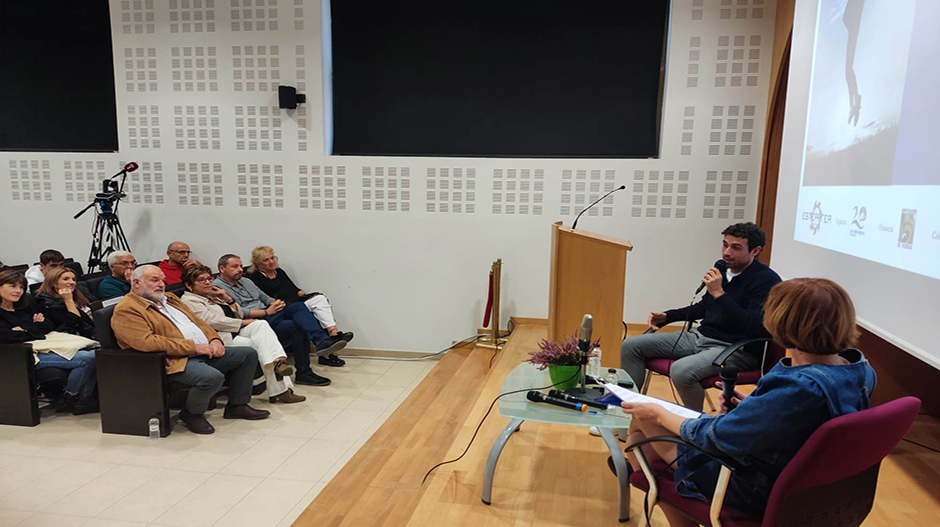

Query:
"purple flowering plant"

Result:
[[525, 333, 600, 370]]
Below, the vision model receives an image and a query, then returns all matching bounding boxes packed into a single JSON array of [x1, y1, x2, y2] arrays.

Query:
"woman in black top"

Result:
[[34, 267, 96, 339], [246, 246, 352, 367], [0, 268, 99, 414]]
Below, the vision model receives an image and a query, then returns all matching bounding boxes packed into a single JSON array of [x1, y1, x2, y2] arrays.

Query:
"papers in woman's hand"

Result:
[[603, 382, 703, 420]]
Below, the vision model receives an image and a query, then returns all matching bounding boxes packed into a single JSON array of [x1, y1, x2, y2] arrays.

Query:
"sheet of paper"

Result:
[[603, 382, 703, 420]]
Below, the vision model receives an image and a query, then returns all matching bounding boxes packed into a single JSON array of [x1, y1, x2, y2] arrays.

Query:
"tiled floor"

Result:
[[0, 358, 436, 527]]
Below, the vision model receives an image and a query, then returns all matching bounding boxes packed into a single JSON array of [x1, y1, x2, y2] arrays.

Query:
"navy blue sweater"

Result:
[[664, 260, 781, 343]]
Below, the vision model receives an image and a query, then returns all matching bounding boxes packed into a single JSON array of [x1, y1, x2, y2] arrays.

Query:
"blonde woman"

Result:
[[35, 267, 96, 339], [247, 245, 351, 367]]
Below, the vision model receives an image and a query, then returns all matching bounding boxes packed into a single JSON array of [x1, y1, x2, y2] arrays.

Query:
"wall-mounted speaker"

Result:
[[278, 85, 306, 109]]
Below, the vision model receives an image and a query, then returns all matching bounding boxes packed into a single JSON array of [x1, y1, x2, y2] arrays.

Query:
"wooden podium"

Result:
[[548, 221, 633, 368]]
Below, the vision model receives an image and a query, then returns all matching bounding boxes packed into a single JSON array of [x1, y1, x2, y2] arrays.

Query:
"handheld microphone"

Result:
[[123, 162, 139, 173], [578, 314, 593, 354], [695, 259, 728, 294], [548, 389, 608, 410], [571, 185, 626, 230], [527, 391, 587, 412], [719, 366, 738, 412]]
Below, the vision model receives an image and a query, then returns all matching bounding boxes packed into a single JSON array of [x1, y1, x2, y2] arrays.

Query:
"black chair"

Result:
[[0, 343, 71, 426], [94, 305, 177, 437], [92, 304, 254, 436], [80, 270, 111, 300], [63, 259, 84, 278]]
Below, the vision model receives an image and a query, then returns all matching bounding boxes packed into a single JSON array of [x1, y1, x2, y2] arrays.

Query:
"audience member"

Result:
[[26, 249, 67, 285], [25, 249, 98, 301], [112, 265, 269, 434], [0, 268, 99, 415], [618, 278, 876, 522], [98, 251, 136, 299], [180, 265, 305, 404], [34, 267, 96, 339], [159, 241, 201, 284], [214, 254, 343, 383], [247, 246, 353, 368]]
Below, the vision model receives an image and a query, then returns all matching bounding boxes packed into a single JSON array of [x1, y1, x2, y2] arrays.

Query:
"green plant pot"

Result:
[[548, 364, 581, 391]]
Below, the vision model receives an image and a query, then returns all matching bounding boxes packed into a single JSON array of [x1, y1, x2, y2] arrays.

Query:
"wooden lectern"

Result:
[[548, 221, 633, 368]]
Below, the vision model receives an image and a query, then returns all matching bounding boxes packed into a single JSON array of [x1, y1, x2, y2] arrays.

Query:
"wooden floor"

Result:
[[294, 323, 940, 527]]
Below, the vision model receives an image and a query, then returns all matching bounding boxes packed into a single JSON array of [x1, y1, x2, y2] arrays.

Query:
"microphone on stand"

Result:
[[527, 391, 587, 412], [695, 259, 728, 294], [574, 314, 594, 395], [578, 314, 593, 353], [107, 162, 139, 180], [571, 185, 626, 230], [719, 366, 738, 412]]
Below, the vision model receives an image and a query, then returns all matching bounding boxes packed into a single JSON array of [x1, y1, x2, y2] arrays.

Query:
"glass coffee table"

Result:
[[481, 363, 635, 522]]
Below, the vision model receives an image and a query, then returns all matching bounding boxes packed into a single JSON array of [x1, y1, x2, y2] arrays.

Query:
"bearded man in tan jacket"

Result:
[[112, 265, 269, 434]]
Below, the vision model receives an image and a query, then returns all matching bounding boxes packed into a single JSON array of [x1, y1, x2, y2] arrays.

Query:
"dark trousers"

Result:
[[271, 319, 312, 374], [265, 302, 330, 345], [168, 346, 257, 414]]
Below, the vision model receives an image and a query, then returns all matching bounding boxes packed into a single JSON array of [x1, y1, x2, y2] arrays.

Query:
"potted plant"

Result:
[[526, 333, 600, 391]]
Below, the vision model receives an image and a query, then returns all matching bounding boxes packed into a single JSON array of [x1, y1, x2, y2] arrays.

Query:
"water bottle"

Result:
[[588, 347, 602, 379], [148, 417, 160, 441], [605, 368, 619, 386]]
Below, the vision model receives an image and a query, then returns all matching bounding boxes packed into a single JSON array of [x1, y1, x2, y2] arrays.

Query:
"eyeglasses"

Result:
[[114, 261, 137, 267], [171, 250, 192, 255], [194, 276, 213, 283]]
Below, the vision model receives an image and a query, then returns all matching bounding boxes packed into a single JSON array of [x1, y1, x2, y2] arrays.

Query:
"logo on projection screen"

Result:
[[898, 209, 916, 250], [802, 201, 831, 235]]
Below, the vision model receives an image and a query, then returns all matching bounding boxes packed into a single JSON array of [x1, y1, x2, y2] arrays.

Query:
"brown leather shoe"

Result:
[[269, 388, 306, 404], [179, 409, 216, 435], [273, 359, 294, 381], [223, 404, 271, 420]]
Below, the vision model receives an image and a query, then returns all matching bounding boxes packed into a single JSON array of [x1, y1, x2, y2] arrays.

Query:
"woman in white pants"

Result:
[[180, 265, 306, 404], [245, 245, 353, 368]]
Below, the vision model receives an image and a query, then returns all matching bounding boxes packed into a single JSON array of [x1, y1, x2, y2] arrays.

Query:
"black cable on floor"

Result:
[[421, 366, 585, 485], [339, 334, 485, 362], [901, 437, 940, 454]]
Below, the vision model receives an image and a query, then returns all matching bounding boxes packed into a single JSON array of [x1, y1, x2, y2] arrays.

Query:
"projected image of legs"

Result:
[[802, 0, 916, 186], [843, 0, 863, 127]]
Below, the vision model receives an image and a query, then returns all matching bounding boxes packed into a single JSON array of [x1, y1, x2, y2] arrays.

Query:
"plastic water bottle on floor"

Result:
[[149, 418, 160, 441], [588, 347, 602, 379]]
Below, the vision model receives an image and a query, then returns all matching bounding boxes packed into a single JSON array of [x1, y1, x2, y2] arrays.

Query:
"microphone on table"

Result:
[[527, 391, 587, 412], [719, 366, 738, 412], [578, 314, 593, 354], [695, 259, 728, 294], [548, 389, 608, 410], [571, 185, 626, 230]]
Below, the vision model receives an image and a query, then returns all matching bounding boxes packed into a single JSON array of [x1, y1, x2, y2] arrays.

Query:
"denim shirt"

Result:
[[673, 349, 876, 514], [213, 277, 273, 317]]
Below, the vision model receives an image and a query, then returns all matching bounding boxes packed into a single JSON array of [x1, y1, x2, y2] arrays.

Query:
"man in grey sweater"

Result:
[[214, 254, 346, 386]]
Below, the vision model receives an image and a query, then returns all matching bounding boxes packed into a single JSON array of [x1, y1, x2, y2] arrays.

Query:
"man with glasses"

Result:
[[98, 251, 137, 299], [159, 241, 201, 284]]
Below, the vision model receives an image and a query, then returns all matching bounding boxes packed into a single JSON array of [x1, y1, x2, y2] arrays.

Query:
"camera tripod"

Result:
[[73, 162, 138, 272]]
